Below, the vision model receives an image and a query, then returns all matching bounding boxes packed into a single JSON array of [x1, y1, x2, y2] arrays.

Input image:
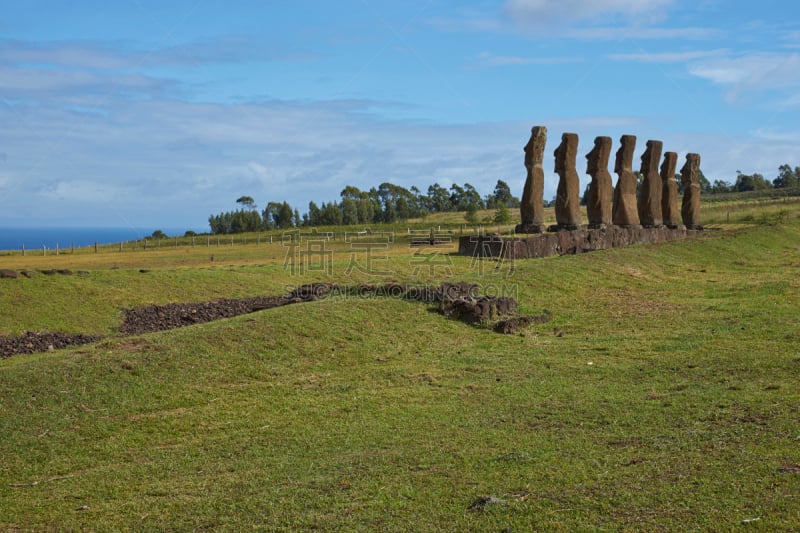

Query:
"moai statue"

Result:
[[517, 126, 547, 234], [585, 136, 613, 228], [681, 153, 702, 229], [660, 152, 680, 228], [638, 140, 664, 227], [612, 135, 641, 227], [551, 132, 582, 231]]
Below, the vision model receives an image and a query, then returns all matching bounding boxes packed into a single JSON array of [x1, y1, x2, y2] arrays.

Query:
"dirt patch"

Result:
[[0, 331, 101, 359]]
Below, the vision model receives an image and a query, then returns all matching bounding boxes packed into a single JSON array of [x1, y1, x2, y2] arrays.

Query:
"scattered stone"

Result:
[[468, 495, 502, 511], [493, 311, 551, 334], [439, 296, 517, 324], [119, 296, 290, 335], [0, 269, 19, 279], [0, 331, 100, 359]]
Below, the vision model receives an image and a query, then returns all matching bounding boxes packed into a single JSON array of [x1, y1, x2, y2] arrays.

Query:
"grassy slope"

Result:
[[1, 214, 799, 530]]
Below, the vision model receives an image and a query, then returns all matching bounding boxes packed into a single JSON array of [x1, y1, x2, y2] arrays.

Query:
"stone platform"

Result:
[[458, 225, 700, 260]]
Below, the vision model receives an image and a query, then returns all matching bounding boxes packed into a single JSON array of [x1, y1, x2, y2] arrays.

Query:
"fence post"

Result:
[[21, 244, 25, 256], [43, 245, 46, 256], [56, 243, 59, 256], [94, 242, 98, 253]]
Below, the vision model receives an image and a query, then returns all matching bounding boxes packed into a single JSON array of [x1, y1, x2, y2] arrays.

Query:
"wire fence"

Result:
[[6, 225, 503, 257]]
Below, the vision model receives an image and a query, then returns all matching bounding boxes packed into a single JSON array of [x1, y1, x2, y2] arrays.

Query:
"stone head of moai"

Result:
[[554, 132, 579, 173], [524, 126, 547, 169], [640, 140, 664, 174], [586, 136, 612, 175], [660, 151, 678, 177], [681, 153, 701, 183], [614, 135, 637, 174]]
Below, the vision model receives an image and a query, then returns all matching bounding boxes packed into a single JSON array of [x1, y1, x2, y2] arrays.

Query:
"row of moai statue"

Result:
[[517, 126, 702, 233]]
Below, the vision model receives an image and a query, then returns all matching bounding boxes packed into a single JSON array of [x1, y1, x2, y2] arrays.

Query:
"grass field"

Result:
[[1, 200, 799, 531]]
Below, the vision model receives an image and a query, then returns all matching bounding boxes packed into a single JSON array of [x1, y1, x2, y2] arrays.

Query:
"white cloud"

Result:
[[0, 37, 310, 70], [504, 0, 674, 24], [688, 52, 800, 94], [609, 49, 728, 62], [0, 65, 167, 95], [566, 26, 717, 40], [473, 51, 583, 67]]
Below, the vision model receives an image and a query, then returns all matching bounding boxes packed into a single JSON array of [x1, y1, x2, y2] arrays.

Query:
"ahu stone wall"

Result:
[[458, 225, 699, 260]]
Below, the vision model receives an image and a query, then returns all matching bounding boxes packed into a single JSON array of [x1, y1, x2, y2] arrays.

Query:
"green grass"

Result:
[[1, 204, 800, 530]]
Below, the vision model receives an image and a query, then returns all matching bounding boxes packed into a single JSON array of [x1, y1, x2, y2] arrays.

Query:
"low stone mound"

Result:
[[119, 296, 290, 335], [0, 269, 19, 279], [493, 311, 552, 334], [3, 281, 548, 358], [0, 331, 100, 359], [286, 283, 340, 301], [439, 296, 518, 324]]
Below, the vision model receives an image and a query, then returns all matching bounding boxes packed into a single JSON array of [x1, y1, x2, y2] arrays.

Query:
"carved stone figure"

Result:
[[660, 151, 680, 228], [637, 140, 664, 227], [585, 136, 613, 228], [612, 135, 640, 226], [517, 126, 547, 233], [681, 153, 702, 229], [551, 132, 582, 230]]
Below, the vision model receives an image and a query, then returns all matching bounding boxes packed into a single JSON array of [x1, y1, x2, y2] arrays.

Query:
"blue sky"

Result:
[[1, 0, 799, 229]]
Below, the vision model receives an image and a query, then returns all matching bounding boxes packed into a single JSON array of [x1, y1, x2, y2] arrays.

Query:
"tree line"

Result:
[[208, 164, 800, 234], [703, 164, 800, 194], [208, 180, 520, 233]]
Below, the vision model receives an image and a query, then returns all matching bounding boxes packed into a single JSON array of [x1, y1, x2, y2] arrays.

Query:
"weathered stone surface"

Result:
[[553, 132, 582, 230], [585, 136, 613, 228], [612, 135, 640, 226], [493, 311, 551, 334], [459, 225, 698, 259], [1, 331, 101, 359], [660, 151, 681, 228], [0, 269, 19, 279], [637, 140, 663, 227], [681, 153, 702, 229], [439, 296, 517, 324], [518, 126, 548, 234]]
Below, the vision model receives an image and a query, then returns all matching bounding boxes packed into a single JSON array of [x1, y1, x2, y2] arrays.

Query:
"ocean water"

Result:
[[0, 227, 203, 251]]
